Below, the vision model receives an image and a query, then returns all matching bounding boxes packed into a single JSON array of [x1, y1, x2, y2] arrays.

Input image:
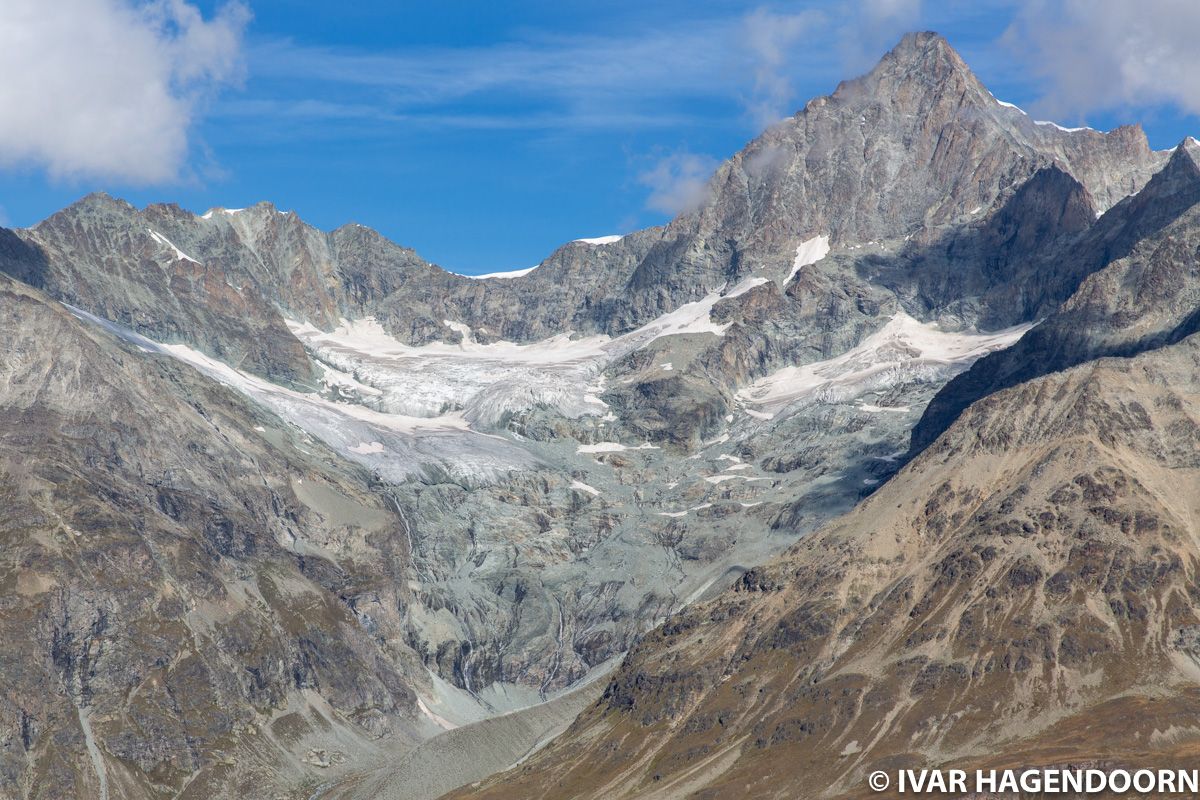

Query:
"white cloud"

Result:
[[249, 25, 747, 113], [638, 152, 720, 216], [841, 0, 924, 72], [861, 0, 923, 26], [739, 2, 927, 120], [744, 143, 788, 180], [742, 8, 827, 126], [1005, 0, 1200, 120], [0, 0, 249, 184], [244, 11, 842, 134]]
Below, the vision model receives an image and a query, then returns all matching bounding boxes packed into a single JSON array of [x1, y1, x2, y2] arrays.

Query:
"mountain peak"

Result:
[[1153, 136, 1200, 189], [889, 30, 955, 61], [829, 30, 986, 113], [1140, 136, 1200, 210], [65, 191, 136, 215], [870, 30, 972, 83], [1180, 135, 1200, 168]]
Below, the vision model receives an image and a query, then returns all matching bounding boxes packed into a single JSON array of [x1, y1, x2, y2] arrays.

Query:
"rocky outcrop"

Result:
[[10, 196, 316, 386]]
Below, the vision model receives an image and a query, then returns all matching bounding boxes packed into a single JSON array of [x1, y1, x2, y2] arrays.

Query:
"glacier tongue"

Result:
[[65, 260, 1031, 490]]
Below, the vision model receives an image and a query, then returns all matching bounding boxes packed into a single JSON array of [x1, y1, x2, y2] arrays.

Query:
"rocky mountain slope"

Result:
[[0, 30, 1190, 800], [0, 276, 452, 799], [446, 108, 1200, 800], [912, 137, 1200, 455], [451, 298, 1200, 800]]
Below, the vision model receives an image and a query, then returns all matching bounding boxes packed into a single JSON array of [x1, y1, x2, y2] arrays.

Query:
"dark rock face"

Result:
[[911, 139, 1200, 455], [861, 164, 1098, 328], [0, 227, 47, 289]]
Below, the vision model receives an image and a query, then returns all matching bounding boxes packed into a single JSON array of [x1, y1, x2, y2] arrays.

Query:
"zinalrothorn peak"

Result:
[[859, 30, 978, 88]]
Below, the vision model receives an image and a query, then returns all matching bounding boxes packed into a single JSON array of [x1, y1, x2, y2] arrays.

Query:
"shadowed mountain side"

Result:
[[0, 227, 48, 290], [860, 164, 1096, 328], [910, 138, 1200, 457]]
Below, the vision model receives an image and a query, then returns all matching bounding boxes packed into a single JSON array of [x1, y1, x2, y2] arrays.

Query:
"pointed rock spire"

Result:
[[831, 30, 989, 110], [873, 31, 972, 79], [1177, 135, 1200, 170], [1121, 135, 1200, 213]]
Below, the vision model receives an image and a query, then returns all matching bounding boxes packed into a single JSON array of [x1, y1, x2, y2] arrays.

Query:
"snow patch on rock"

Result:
[[147, 229, 199, 264], [577, 442, 659, 454], [574, 235, 623, 245], [990, 93, 1092, 133], [467, 266, 537, 280], [785, 235, 831, 284]]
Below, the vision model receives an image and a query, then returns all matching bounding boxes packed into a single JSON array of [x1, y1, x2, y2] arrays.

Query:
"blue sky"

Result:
[[1, 1, 1198, 274]]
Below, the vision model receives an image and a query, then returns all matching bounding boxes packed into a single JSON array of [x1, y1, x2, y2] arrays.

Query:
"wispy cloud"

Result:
[[229, 5, 854, 219], [246, 28, 735, 128], [840, 0, 925, 72], [638, 152, 720, 215], [252, 29, 731, 99], [1004, 0, 1200, 121], [0, 0, 249, 184], [214, 98, 706, 134], [743, 8, 828, 126], [237, 11, 842, 134]]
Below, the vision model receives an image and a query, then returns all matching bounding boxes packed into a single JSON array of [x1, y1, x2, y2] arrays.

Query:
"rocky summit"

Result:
[[1, 30, 1197, 800]]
